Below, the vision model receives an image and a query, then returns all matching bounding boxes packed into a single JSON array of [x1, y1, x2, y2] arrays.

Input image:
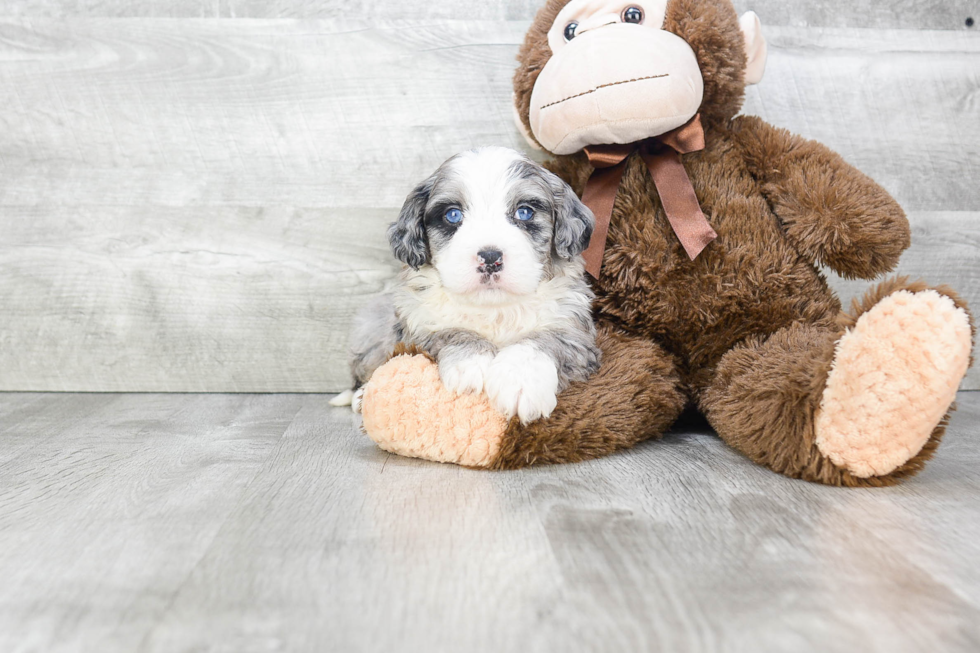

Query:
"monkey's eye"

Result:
[[445, 208, 463, 224], [563, 22, 579, 41], [515, 206, 535, 222], [622, 6, 644, 23]]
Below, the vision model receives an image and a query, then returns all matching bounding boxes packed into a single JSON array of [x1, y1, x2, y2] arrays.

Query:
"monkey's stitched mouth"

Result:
[[540, 74, 669, 110]]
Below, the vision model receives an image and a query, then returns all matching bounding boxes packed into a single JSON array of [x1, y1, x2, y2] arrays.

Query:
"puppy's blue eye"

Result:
[[515, 206, 534, 222], [445, 208, 463, 224], [564, 22, 578, 41]]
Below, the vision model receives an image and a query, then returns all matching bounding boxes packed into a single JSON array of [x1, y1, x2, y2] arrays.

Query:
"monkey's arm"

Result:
[[730, 115, 910, 280]]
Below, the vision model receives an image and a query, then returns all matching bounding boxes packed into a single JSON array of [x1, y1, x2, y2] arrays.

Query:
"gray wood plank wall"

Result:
[[1, 3, 978, 392], [2, 0, 977, 29]]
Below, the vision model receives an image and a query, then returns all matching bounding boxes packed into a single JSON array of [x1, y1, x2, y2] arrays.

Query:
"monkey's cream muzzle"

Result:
[[529, 22, 703, 156]]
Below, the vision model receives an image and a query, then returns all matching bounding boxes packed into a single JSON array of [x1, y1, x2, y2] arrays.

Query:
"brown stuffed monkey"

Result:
[[359, 0, 974, 486]]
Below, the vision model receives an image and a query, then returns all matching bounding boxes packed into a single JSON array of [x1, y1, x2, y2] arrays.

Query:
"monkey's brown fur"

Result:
[[491, 0, 975, 485]]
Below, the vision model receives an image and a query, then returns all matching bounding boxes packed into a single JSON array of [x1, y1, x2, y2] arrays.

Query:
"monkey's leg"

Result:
[[489, 326, 687, 469], [360, 325, 687, 469], [700, 279, 973, 486]]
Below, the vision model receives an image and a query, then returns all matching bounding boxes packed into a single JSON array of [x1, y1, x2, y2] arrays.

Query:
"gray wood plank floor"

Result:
[[1, 392, 979, 652]]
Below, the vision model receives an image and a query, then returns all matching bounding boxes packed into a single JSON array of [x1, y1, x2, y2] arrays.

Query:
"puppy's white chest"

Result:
[[405, 294, 555, 347], [394, 265, 587, 348]]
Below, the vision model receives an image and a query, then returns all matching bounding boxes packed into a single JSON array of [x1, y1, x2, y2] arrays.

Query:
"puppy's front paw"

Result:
[[486, 343, 559, 424], [438, 350, 494, 396]]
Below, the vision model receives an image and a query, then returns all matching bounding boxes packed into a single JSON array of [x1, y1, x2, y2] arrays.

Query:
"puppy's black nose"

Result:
[[477, 248, 504, 273]]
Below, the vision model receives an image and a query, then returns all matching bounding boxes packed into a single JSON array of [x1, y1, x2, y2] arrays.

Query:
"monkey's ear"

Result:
[[387, 177, 433, 269], [512, 93, 543, 152], [739, 11, 768, 86]]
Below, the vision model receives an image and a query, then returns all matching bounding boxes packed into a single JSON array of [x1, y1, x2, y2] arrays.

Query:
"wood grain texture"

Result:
[[0, 393, 308, 652], [734, 0, 978, 30], [0, 20, 977, 391], [1, 391, 979, 651], [0, 206, 397, 392], [2, 0, 977, 30]]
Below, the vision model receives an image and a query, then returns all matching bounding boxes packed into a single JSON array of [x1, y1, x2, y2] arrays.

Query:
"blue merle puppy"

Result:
[[332, 147, 601, 424]]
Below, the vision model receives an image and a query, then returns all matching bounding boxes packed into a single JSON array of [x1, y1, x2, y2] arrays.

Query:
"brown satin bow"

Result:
[[580, 114, 717, 278]]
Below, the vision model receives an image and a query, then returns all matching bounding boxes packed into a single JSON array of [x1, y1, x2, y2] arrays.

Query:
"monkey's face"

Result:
[[530, 0, 702, 155], [517, 0, 767, 156]]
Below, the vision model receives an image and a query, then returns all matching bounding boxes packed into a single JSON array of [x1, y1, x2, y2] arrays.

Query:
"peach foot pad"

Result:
[[360, 355, 508, 468], [815, 290, 973, 478]]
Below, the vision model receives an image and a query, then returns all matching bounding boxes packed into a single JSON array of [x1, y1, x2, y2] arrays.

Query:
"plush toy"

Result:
[[360, 0, 975, 485]]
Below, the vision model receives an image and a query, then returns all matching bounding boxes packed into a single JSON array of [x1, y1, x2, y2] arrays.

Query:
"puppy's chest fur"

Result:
[[393, 266, 589, 347]]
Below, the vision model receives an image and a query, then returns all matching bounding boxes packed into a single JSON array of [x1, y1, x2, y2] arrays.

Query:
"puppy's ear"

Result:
[[387, 176, 434, 269], [547, 172, 595, 260]]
